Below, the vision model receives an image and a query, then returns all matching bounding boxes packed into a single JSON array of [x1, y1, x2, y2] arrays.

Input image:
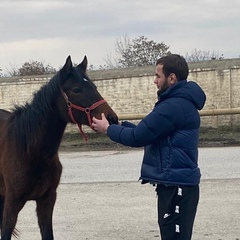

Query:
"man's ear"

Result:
[[169, 73, 177, 84]]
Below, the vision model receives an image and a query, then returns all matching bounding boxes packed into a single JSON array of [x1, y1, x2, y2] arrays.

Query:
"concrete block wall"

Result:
[[1, 58, 240, 132], [0, 77, 49, 110]]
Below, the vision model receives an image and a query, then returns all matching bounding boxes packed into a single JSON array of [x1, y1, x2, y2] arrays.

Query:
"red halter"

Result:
[[61, 90, 106, 141]]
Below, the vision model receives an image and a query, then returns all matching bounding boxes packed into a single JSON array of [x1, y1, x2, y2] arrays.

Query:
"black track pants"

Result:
[[156, 184, 199, 240]]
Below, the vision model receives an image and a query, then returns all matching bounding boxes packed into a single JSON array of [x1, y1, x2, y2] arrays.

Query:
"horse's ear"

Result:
[[64, 56, 73, 73], [60, 56, 73, 77], [77, 56, 88, 73]]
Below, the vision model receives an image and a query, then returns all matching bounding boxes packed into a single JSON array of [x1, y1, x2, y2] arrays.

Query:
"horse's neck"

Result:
[[41, 119, 67, 156]]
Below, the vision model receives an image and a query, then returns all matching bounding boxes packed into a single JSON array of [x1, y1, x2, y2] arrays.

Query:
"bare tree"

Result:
[[185, 48, 223, 62], [5, 63, 19, 77], [104, 52, 120, 69], [104, 35, 171, 68]]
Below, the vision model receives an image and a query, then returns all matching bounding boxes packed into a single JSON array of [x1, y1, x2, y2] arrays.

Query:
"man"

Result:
[[92, 54, 206, 239]]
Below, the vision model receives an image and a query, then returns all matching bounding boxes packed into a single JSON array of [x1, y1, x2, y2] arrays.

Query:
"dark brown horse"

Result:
[[0, 56, 118, 240]]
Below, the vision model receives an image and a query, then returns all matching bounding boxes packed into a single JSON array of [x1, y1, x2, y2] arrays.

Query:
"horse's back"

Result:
[[0, 109, 11, 193], [0, 109, 11, 121], [0, 109, 11, 139]]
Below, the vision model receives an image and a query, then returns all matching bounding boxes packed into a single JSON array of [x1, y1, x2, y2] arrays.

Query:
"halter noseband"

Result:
[[61, 90, 106, 141]]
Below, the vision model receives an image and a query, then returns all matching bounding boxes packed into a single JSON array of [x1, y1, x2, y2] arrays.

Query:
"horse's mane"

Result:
[[8, 74, 61, 154]]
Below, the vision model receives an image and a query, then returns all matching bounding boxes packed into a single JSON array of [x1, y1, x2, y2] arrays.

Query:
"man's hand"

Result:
[[92, 113, 110, 134]]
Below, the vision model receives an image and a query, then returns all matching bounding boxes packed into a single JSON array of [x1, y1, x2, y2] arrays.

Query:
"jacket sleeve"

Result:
[[107, 101, 184, 147], [121, 121, 136, 128]]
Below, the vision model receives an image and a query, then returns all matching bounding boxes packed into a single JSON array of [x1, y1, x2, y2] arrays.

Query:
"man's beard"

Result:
[[157, 79, 169, 96]]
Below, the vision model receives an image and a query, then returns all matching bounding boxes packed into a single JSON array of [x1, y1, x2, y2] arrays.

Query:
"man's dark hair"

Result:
[[156, 54, 189, 81]]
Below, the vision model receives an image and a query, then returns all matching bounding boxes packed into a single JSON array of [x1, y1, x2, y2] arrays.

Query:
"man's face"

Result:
[[154, 64, 176, 95], [154, 64, 169, 95]]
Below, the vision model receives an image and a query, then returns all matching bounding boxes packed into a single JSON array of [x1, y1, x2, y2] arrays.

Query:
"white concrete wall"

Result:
[[1, 58, 240, 132]]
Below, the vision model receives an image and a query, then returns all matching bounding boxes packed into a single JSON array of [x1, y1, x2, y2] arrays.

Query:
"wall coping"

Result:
[[1, 58, 240, 83]]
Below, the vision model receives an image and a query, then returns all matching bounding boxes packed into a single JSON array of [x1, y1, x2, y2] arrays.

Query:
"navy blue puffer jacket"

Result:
[[107, 80, 206, 186]]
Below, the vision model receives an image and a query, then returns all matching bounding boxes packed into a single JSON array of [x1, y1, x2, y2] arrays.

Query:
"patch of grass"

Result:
[[199, 126, 240, 146], [60, 126, 240, 151], [61, 132, 133, 151]]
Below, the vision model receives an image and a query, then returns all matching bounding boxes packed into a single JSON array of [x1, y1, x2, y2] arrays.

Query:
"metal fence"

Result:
[[118, 108, 240, 120]]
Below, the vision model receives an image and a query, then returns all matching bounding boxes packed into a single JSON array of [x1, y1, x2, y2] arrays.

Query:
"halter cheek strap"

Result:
[[61, 90, 106, 141]]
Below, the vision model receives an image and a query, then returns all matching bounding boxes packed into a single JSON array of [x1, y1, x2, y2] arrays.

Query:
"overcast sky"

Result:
[[1, 0, 240, 73]]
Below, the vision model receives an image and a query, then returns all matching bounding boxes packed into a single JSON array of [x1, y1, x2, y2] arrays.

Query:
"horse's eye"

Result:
[[73, 88, 82, 94]]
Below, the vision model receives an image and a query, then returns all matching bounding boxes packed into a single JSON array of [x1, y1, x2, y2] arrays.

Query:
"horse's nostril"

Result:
[[107, 115, 118, 125]]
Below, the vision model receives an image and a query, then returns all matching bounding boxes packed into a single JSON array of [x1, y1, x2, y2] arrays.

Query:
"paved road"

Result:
[[59, 146, 240, 183], [16, 147, 240, 239]]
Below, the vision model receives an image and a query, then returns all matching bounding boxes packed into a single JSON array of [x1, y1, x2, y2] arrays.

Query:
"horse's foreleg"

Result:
[[1, 196, 26, 240], [36, 190, 57, 240], [0, 195, 4, 231]]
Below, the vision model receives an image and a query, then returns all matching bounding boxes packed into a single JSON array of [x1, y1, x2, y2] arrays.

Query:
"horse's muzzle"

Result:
[[107, 114, 118, 125]]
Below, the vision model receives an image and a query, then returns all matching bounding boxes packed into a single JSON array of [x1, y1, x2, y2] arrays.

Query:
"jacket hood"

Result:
[[158, 80, 206, 110]]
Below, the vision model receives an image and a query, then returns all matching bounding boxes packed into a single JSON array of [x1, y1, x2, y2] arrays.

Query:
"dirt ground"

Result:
[[16, 127, 240, 240], [16, 179, 240, 240]]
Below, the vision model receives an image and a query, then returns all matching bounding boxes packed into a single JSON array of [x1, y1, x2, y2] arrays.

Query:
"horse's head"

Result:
[[58, 55, 118, 134]]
